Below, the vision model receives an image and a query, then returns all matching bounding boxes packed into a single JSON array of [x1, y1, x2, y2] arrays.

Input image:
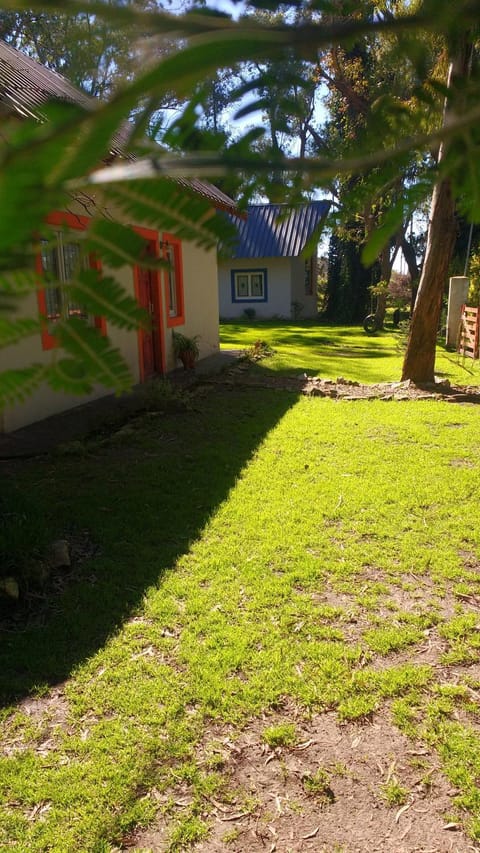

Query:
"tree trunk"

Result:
[[374, 290, 388, 328], [402, 39, 471, 383], [401, 178, 456, 382]]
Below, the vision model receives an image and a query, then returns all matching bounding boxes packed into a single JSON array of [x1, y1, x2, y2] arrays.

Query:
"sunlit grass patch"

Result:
[[363, 624, 423, 655], [262, 722, 297, 748], [220, 319, 479, 385], [302, 767, 335, 803], [3, 389, 480, 847], [379, 777, 409, 806]]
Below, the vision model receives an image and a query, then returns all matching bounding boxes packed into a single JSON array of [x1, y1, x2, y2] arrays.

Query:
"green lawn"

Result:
[[220, 318, 480, 385], [2, 328, 480, 850]]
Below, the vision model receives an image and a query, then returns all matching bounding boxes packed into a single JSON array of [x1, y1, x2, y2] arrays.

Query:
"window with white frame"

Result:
[[37, 214, 106, 351], [165, 243, 178, 317], [41, 234, 89, 322], [163, 234, 184, 327], [232, 269, 267, 302]]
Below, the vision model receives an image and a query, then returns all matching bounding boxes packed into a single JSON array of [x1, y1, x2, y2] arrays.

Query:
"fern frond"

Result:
[[0, 268, 38, 294], [105, 179, 233, 250], [47, 359, 96, 395], [0, 364, 45, 406], [0, 318, 41, 349], [87, 220, 161, 270], [70, 271, 149, 331], [54, 318, 134, 393]]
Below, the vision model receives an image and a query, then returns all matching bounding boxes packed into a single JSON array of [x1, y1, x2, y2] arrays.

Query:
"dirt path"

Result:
[[205, 367, 480, 404], [130, 704, 477, 853]]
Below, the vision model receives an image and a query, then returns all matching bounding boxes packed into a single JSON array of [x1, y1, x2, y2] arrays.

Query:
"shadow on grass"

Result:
[[438, 349, 479, 377], [0, 386, 298, 706]]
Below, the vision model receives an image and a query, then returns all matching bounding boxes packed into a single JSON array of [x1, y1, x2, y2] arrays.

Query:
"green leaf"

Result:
[[54, 318, 134, 393], [0, 107, 82, 248], [69, 270, 149, 331], [362, 181, 433, 267], [301, 210, 331, 259], [0, 365, 45, 407], [47, 359, 96, 396], [105, 179, 234, 250], [86, 220, 157, 269], [0, 318, 41, 349], [0, 268, 38, 295]]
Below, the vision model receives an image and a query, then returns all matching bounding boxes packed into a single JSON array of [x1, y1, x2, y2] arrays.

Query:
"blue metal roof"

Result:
[[224, 201, 330, 259]]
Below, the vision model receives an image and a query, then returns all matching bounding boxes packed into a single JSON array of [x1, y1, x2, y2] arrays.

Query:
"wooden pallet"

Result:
[[457, 304, 480, 359]]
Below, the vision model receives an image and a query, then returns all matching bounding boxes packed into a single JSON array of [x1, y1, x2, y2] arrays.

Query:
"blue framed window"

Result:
[[231, 268, 268, 303]]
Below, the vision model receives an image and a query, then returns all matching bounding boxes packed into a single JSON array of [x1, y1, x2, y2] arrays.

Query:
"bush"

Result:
[[243, 339, 275, 361]]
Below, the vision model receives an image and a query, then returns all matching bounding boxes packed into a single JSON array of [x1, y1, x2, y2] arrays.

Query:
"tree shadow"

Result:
[[0, 385, 298, 706]]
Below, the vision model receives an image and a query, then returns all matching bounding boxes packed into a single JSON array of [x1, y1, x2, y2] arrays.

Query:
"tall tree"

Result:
[[319, 1, 424, 326], [402, 34, 473, 382], [0, 3, 158, 97]]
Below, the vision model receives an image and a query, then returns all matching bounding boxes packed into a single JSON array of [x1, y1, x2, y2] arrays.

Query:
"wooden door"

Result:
[[135, 249, 163, 380]]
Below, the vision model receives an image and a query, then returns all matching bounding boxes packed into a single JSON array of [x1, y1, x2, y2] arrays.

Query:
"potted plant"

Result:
[[172, 330, 200, 370]]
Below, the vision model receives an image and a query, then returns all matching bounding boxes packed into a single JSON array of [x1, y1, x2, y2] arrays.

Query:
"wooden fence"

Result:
[[457, 305, 480, 359]]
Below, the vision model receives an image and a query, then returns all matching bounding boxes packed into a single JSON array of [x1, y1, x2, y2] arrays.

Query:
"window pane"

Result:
[[62, 241, 82, 283], [42, 235, 90, 322], [236, 274, 249, 298], [44, 285, 62, 320], [41, 241, 59, 278], [67, 300, 89, 321], [250, 273, 263, 297], [166, 245, 177, 316], [41, 241, 62, 320], [64, 241, 89, 318]]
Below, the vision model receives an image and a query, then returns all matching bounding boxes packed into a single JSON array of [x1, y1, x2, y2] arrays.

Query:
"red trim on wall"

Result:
[[132, 227, 165, 381], [45, 210, 90, 230], [133, 225, 159, 242], [163, 233, 185, 328]]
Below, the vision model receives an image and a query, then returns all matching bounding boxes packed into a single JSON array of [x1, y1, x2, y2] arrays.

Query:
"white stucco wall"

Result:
[[165, 241, 219, 372], [1, 214, 220, 432], [0, 262, 142, 433], [218, 257, 293, 319], [290, 256, 318, 319]]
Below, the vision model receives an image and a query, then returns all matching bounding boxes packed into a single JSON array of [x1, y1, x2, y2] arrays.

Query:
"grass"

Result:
[[220, 318, 480, 385], [379, 778, 409, 806], [262, 722, 297, 748], [302, 767, 335, 802], [2, 323, 480, 849]]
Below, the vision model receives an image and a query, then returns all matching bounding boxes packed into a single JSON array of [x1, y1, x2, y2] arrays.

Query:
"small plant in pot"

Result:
[[172, 330, 200, 370]]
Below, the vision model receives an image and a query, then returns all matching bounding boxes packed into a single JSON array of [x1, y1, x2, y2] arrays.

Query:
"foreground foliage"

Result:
[[3, 0, 480, 398]]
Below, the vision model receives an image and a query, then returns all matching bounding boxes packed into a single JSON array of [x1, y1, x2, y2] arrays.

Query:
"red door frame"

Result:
[[133, 226, 166, 381]]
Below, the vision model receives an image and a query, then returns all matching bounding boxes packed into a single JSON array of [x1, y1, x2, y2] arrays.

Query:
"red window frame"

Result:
[[36, 211, 106, 351], [163, 233, 185, 328]]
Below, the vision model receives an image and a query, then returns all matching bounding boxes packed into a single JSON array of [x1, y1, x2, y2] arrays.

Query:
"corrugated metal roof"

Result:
[[175, 177, 245, 217], [0, 39, 92, 119], [225, 202, 330, 258], [0, 40, 240, 215]]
